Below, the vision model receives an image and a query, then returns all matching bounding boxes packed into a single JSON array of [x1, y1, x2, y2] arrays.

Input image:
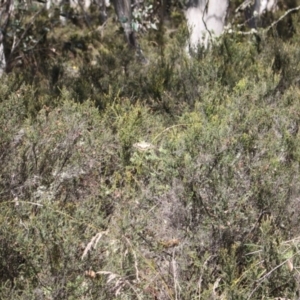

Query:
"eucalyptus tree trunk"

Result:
[[246, 0, 278, 28], [112, 0, 149, 63], [185, 0, 229, 51], [0, 0, 14, 76], [0, 31, 6, 77], [184, 0, 280, 51], [111, 0, 137, 48], [256, 0, 278, 13]]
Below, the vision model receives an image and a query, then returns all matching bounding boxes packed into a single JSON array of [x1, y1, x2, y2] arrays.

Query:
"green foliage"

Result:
[[2, 3, 300, 300]]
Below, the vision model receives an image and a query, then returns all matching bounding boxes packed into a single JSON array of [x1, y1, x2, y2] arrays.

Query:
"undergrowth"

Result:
[[1, 5, 300, 300]]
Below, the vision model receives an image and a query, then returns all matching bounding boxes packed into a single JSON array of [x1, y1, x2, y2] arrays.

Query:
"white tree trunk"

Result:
[[0, 32, 6, 77], [245, 0, 278, 28], [185, 0, 279, 52], [185, 0, 229, 51], [0, 0, 14, 77], [255, 0, 278, 15]]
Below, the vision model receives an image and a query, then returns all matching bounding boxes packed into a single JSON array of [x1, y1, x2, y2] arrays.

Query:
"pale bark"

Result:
[[185, 0, 229, 51], [0, 31, 6, 77], [185, 0, 280, 51], [111, 0, 136, 47], [247, 0, 278, 28], [0, 0, 14, 76], [255, 0, 278, 14]]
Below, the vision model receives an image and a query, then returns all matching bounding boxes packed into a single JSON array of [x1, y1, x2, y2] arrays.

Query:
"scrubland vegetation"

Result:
[[1, 2, 300, 299]]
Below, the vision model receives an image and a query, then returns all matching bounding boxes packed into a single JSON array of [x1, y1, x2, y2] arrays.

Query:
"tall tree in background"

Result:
[[184, 0, 284, 50], [185, 0, 229, 50], [0, 0, 298, 76], [0, 0, 14, 75]]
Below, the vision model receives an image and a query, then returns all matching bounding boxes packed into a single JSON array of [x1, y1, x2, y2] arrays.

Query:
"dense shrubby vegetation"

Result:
[[1, 2, 300, 299]]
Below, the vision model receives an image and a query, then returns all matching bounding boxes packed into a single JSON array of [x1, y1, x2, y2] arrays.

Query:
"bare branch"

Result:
[[265, 5, 300, 32]]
